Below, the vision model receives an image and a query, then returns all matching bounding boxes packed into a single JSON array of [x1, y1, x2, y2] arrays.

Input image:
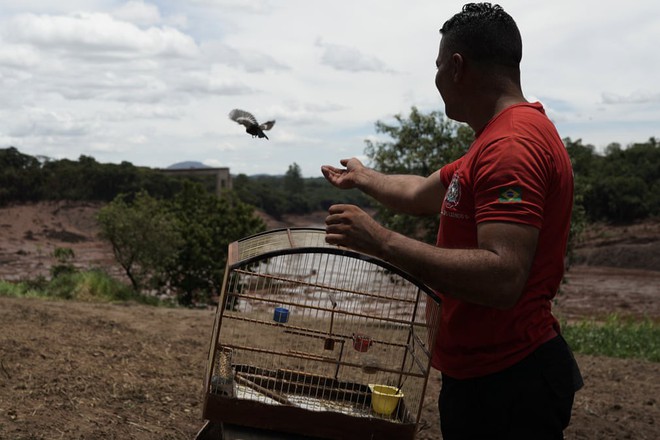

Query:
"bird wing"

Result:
[[228, 109, 258, 128], [259, 120, 276, 131]]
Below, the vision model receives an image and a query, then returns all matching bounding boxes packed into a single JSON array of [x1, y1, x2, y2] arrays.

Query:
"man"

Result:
[[322, 3, 582, 439]]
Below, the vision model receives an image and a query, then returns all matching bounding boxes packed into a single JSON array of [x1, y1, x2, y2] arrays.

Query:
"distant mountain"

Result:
[[167, 161, 211, 170]]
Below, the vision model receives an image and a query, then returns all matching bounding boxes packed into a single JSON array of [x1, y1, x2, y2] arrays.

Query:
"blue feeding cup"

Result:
[[273, 307, 289, 323]]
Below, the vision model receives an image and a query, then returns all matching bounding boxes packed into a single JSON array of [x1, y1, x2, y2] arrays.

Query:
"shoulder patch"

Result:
[[498, 186, 522, 203]]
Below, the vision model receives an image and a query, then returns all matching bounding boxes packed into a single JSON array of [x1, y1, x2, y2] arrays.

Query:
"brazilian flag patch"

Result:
[[498, 186, 522, 202]]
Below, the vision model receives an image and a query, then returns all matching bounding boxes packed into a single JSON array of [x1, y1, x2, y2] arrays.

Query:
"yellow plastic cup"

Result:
[[369, 384, 404, 416]]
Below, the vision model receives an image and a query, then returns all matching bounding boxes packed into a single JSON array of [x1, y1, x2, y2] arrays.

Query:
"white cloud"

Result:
[[4, 12, 199, 59], [186, 0, 273, 14], [112, 1, 162, 26], [201, 41, 289, 72], [8, 107, 91, 137], [0, 42, 40, 68], [315, 38, 392, 73], [602, 91, 660, 105], [177, 70, 254, 96]]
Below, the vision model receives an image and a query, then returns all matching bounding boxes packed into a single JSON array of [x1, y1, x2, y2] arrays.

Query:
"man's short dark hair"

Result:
[[440, 3, 522, 68]]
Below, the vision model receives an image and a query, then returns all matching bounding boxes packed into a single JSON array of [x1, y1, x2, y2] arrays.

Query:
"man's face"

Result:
[[434, 38, 456, 119], [434, 39, 448, 96]]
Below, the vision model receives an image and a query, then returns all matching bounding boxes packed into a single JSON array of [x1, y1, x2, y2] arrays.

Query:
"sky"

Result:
[[0, 1, 658, 177]]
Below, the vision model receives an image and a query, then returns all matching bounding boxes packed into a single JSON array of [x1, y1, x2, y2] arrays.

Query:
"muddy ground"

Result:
[[0, 202, 659, 439]]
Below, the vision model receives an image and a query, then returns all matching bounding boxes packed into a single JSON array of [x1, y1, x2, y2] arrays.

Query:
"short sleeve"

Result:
[[472, 137, 552, 228]]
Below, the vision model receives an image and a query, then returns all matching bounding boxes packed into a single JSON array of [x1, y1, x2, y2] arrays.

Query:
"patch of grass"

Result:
[[0, 279, 44, 298], [563, 315, 660, 362], [0, 270, 160, 306]]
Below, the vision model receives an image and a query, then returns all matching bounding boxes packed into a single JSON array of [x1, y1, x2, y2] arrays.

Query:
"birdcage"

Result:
[[201, 228, 442, 440]]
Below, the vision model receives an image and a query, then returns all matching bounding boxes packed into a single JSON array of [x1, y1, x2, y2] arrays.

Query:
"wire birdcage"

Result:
[[202, 228, 442, 440]]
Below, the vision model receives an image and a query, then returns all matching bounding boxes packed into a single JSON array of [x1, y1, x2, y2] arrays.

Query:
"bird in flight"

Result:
[[228, 109, 276, 140]]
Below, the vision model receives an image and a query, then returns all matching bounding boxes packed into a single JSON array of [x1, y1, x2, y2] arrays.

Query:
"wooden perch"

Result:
[[234, 373, 292, 406]]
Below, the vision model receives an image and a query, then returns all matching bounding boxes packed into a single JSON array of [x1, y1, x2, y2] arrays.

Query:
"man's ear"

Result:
[[451, 53, 464, 82]]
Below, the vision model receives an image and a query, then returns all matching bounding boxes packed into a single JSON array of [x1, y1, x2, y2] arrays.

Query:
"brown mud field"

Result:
[[1, 202, 659, 439]]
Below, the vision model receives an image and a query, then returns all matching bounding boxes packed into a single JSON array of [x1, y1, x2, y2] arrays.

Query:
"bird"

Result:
[[228, 109, 275, 140]]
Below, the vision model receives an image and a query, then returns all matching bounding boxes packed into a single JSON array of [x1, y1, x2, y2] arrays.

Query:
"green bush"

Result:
[[0, 280, 42, 298], [0, 270, 160, 305]]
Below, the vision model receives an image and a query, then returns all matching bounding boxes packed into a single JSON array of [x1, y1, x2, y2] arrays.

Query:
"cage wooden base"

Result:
[[203, 394, 417, 440], [203, 364, 417, 440]]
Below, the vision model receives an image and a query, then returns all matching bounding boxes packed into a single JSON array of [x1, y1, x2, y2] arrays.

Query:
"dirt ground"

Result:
[[0, 202, 659, 439]]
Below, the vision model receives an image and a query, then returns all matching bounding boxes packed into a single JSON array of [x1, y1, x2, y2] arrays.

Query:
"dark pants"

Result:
[[439, 335, 583, 440]]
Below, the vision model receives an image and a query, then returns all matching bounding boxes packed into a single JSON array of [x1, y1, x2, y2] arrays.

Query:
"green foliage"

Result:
[[565, 137, 660, 223], [282, 163, 310, 214], [97, 191, 183, 292], [0, 270, 158, 305], [364, 106, 473, 243], [0, 280, 44, 298], [167, 182, 266, 305], [0, 147, 185, 206], [47, 270, 117, 301], [232, 170, 373, 219], [0, 147, 44, 204], [96, 181, 266, 306], [303, 177, 372, 212], [566, 193, 588, 269], [563, 316, 660, 362], [365, 106, 473, 176], [284, 162, 305, 194]]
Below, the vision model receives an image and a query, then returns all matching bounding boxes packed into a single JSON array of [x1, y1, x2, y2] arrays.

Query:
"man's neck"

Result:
[[467, 85, 527, 133]]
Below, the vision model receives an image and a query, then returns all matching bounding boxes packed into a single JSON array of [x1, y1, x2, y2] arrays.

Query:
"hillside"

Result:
[[1, 201, 659, 280], [0, 201, 327, 283], [572, 221, 660, 272]]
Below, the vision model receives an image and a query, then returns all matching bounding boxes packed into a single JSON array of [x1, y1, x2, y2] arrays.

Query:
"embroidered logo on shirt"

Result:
[[445, 172, 461, 208], [498, 186, 522, 203]]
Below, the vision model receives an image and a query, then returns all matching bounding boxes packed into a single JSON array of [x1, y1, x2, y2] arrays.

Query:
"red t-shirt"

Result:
[[432, 102, 573, 379]]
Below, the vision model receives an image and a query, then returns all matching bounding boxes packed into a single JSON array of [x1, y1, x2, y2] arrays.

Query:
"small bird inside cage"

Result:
[[228, 108, 275, 140]]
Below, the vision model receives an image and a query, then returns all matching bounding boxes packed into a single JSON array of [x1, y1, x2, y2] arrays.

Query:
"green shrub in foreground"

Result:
[[0, 270, 160, 305], [0, 279, 43, 298], [563, 315, 659, 362]]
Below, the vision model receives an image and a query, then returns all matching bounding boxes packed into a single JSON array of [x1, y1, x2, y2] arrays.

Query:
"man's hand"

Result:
[[321, 158, 366, 190], [325, 204, 390, 259]]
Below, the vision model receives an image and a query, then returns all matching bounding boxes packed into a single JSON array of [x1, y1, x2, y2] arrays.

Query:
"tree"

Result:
[[284, 163, 304, 193], [283, 162, 309, 214], [364, 106, 473, 243], [0, 147, 43, 204], [166, 181, 266, 305], [97, 191, 182, 293], [566, 137, 659, 223], [562, 138, 593, 266], [586, 175, 651, 223]]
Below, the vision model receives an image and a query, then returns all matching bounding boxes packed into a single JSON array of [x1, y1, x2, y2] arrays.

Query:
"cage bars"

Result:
[[203, 229, 441, 440]]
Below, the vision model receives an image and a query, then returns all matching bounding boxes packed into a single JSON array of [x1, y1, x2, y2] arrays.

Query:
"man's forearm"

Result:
[[376, 229, 529, 310], [356, 168, 440, 216]]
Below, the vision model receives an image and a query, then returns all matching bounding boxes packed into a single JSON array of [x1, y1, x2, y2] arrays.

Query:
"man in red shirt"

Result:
[[322, 3, 582, 439]]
